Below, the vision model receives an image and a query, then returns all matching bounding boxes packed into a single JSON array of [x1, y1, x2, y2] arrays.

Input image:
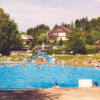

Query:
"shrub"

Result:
[[86, 45, 100, 53], [45, 49, 54, 54], [45, 49, 65, 54]]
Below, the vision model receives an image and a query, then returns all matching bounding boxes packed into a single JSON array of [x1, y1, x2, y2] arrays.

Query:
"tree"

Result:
[[29, 40, 35, 50], [75, 17, 91, 33], [92, 30, 100, 41], [86, 33, 94, 45], [26, 28, 35, 37], [0, 8, 23, 55], [75, 19, 81, 28], [37, 33, 48, 45], [26, 24, 49, 36], [61, 23, 72, 29], [26, 24, 50, 45], [53, 24, 59, 30], [58, 39, 63, 46], [67, 28, 86, 54]]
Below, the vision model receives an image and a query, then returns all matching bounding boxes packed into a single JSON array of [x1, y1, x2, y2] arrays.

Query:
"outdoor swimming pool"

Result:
[[0, 64, 100, 90]]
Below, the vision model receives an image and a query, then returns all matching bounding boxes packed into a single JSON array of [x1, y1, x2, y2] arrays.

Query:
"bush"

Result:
[[86, 45, 100, 53], [45, 49, 65, 54], [45, 49, 54, 54]]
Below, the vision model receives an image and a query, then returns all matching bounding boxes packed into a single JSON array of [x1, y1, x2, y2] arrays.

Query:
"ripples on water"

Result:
[[0, 64, 100, 90]]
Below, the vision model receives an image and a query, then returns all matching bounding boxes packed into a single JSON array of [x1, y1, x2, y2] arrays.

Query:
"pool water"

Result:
[[0, 64, 100, 90]]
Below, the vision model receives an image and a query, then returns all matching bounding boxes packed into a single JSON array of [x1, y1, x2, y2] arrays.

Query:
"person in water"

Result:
[[94, 82, 98, 87], [54, 82, 61, 88]]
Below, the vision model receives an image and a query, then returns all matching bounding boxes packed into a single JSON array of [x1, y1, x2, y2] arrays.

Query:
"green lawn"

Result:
[[0, 53, 100, 67], [56, 54, 100, 60]]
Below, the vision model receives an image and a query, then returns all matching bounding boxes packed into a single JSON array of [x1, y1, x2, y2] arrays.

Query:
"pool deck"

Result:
[[0, 87, 100, 100]]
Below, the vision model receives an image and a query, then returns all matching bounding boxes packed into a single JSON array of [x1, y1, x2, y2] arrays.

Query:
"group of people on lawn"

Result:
[[65, 58, 100, 67]]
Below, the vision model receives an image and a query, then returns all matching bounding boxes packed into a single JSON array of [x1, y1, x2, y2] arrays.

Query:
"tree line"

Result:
[[26, 17, 100, 54], [0, 8, 100, 55]]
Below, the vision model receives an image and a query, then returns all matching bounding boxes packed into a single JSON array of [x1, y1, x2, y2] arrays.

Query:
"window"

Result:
[[58, 33, 66, 36], [54, 33, 57, 36]]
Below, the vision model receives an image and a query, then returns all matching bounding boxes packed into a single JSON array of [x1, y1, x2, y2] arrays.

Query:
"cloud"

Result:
[[0, 1, 80, 31], [96, 0, 100, 3], [0, 0, 100, 31], [89, 0, 100, 3]]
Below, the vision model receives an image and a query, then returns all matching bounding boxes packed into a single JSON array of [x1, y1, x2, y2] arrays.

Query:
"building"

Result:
[[21, 34, 34, 45], [10, 35, 34, 56], [21, 34, 34, 51], [48, 26, 71, 42]]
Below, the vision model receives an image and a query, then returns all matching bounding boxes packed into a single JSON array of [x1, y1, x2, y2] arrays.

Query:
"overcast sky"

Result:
[[0, 0, 100, 32]]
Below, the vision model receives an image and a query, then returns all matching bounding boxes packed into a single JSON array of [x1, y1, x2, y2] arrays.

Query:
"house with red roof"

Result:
[[48, 26, 71, 42]]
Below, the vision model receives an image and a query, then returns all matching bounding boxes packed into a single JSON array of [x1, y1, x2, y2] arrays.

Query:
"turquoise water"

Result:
[[0, 64, 100, 90]]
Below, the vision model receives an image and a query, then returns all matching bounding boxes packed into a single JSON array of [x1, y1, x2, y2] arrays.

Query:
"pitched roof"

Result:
[[21, 34, 34, 40], [48, 26, 71, 37]]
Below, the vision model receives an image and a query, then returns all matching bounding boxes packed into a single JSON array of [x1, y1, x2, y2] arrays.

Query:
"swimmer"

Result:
[[94, 82, 98, 87], [96, 65, 100, 69], [68, 66, 71, 70], [54, 82, 61, 89], [0, 63, 4, 67], [36, 64, 42, 69], [20, 64, 25, 67]]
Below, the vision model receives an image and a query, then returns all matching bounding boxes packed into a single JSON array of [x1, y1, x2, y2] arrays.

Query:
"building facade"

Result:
[[48, 26, 71, 42], [21, 34, 34, 45]]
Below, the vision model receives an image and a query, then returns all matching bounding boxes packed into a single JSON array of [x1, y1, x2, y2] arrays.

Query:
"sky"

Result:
[[0, 0, 100, 32]]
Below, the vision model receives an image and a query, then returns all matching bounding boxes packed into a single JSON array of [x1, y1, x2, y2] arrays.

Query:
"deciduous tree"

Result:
[[67, 28, 86, 54], [0, 8, 23, 55]]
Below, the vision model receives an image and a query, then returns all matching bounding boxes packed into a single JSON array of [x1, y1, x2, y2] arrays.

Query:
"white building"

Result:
[[48, 26, 71, 42]]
